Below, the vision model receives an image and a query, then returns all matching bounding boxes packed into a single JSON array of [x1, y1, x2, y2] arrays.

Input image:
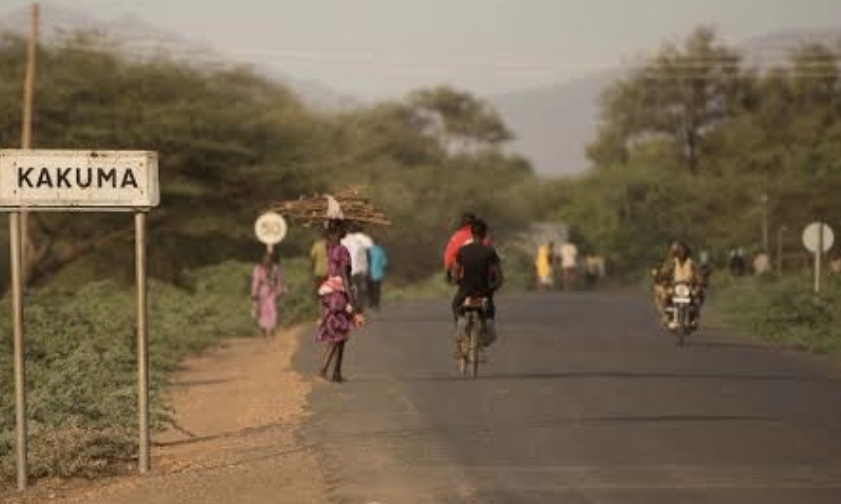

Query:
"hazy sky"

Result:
[[3, 0, 840, 98]]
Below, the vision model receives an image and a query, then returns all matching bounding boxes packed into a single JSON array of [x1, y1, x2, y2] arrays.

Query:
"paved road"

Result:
[[295, 291, 841, 504]]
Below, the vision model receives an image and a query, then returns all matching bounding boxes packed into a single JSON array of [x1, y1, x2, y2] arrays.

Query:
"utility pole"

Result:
[[760, 192, 769, 253], [20, 2, 39, 284], [776, 225, 786, 276], [13, 2, 39, 492]]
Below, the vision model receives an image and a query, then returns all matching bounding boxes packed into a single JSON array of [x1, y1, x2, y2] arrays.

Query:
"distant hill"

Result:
[[0, 4, 357, 111], [491, 29, 841, 176], [491, 70, 618, 176]]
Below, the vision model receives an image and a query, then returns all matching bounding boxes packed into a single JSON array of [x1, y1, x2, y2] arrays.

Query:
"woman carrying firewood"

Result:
[[315, 219, 365, 383]]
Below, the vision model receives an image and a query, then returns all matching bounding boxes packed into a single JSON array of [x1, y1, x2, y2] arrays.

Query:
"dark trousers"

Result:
[[351, 273, 368, 311], [369, 278, 383, 310]]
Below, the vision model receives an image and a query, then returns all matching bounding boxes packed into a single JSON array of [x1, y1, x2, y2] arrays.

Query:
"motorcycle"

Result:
[[664, 281, 701, 345], [651, 269, 701, 346]]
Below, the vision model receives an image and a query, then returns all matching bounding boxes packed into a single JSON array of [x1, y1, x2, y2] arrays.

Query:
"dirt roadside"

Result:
[[5, 327, 330, 504]]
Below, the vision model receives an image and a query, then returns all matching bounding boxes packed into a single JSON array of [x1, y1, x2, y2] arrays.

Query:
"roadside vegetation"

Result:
[[709, 274, 841, 355]]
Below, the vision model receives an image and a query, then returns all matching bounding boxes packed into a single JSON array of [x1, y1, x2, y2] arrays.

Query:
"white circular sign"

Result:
[[802, 222, 834, 253], [254, 212, 287, 246]]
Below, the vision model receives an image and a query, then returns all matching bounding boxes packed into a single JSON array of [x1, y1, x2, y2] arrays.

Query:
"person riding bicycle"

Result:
[[450, 219, 504, 347], [443, 212, 493, 283], [653, 241, 704, 327]]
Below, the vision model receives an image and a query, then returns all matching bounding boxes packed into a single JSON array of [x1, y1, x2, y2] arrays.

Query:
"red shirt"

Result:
[[443, 226, 492, 271]]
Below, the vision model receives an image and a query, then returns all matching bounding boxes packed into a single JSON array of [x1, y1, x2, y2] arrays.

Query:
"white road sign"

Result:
[[0, 149, 159, 210], [802, 222, 834, 254], [254, 212, 287, 246]]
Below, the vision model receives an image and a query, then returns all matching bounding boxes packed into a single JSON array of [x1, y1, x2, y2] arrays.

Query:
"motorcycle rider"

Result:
[[450, 219, 504, 349], [653, 241, 704, 328]]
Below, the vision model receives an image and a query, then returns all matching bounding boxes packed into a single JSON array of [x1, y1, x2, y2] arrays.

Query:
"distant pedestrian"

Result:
[[729, 248, 747, 277], [368, 237, 388, 311], [534, 242, 554, 290], [559, 241, 579, 291], [753, 251, 771, 276], [310, 233, 329, 299], [341, 223, 374, 311], [251, 252, 285, 337], [584, 253, 603, 289]]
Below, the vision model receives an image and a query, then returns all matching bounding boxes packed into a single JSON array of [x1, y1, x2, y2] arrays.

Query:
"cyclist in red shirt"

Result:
[[444, 212, 492, 282]]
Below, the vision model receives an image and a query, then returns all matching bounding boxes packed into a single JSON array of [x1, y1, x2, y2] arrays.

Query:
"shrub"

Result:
[[0, 258, 317, 486], [711, 275, 841, 354]]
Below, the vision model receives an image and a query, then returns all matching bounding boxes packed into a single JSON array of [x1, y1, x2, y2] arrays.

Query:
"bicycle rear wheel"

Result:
[[459, 316, 471, 377], [469, 322, 480, 380]]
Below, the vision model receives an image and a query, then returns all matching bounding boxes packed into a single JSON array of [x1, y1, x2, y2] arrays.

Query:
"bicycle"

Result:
[[457, 297, 489, 380]]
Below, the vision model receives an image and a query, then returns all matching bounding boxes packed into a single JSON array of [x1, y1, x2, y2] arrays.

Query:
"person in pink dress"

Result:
[[251, 252, 285, 337]]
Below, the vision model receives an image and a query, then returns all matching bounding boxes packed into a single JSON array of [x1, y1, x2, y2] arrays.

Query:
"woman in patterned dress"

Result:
[[316, 219, 363, 382]]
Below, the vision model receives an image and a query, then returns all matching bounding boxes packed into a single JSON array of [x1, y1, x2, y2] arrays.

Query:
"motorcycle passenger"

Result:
[[653, 242, 704, 328], [450, 219, 504, 348]]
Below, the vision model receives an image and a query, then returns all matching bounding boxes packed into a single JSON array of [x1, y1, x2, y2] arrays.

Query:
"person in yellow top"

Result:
[[534, 242, 554, 290], [653, 242, 704, 324], [310, 233, 329, 299]]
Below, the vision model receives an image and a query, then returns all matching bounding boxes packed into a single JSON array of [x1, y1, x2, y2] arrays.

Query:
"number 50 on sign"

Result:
[[255, 212, 287, 250]]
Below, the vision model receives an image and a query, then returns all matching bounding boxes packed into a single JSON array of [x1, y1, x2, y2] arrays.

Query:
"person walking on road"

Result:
[[535, 242, 554, 290], [309, 233, 329, 299], [559, 241, 579, 291], [341, 223, 374, 312], [368, 237, 388, 311], [251, 252, 285, 337], [317, 220, 364, 383]]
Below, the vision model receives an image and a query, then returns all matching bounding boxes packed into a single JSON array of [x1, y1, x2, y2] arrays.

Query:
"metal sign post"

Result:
[[0, 149, 159, 489], [10, 211, 27, 491], [802, 222, 835, 294], [135, 211, 150, 473]]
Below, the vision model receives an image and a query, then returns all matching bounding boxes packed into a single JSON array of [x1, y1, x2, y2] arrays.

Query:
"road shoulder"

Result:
[[5, 327, 329, 504]]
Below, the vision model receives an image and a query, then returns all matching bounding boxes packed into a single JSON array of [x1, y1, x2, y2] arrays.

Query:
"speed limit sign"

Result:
[[254, 212, 287, 249]]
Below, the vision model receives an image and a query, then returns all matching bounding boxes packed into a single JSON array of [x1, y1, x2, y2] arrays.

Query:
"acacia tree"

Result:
[[407, 85, 512, 152], [0, 33, 324, 286], [588, 28, 750, 173]]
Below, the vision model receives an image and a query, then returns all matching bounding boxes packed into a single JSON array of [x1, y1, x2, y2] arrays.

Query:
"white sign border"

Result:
[[0, 149, 160, 211]]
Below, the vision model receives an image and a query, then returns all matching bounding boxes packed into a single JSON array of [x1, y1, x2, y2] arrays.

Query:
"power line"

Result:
[[3, 24, 839, 79]]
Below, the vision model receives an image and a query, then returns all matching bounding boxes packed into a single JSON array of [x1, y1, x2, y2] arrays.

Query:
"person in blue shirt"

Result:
[[367, 237, 388, 311]]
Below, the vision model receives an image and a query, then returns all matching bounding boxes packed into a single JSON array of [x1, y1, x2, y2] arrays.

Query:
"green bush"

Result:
[[711, 275, 841, 354], [0, 258, 318, 486]]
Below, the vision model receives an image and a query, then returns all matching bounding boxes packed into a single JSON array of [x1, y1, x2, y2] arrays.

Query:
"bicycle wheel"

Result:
[[459, 316, 471, 377], [469, 321, 480, 380]]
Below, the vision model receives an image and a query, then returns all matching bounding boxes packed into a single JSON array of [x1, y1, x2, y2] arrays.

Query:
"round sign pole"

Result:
[[254, 212, 288, 255], [816, 225, 823, 294], [802, 222, 835, 294]]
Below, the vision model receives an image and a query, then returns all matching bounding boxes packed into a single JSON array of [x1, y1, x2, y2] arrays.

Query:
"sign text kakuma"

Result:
[[0, 149, 159, 210]]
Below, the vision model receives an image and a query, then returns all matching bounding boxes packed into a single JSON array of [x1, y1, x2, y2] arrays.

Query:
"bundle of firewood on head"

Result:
[[265, 186, 391, 228]]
